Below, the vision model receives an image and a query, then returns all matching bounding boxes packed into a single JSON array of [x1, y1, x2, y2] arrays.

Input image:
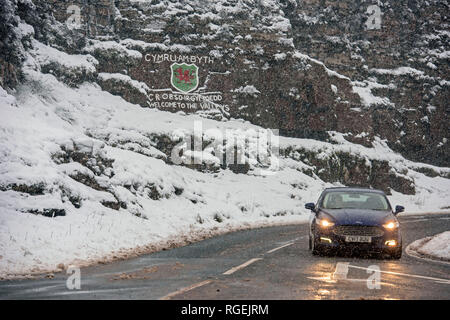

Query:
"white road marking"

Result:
[[159, 280, 213, 300], [307, 262, 349, 283], [266, 242, 295, 254], [307, 275, 337, 283], [333, 262, 349, 280], [307, 275, 394, 286], [162, 236, 299, 297], [347, 264, 450, 285], [223, 258, 262, 275], [308, 262, 449, 286], [1, 284, 63, 292], [401, 219, 431, 224], [45, 286, 156, 297]]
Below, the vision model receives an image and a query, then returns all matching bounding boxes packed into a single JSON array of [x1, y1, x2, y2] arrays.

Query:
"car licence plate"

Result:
[[345, 236, 372, 243]]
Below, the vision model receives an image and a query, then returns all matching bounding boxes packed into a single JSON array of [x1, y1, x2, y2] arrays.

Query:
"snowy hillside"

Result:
[[0, 1, 449, 278], [1, 39, 449, 278]]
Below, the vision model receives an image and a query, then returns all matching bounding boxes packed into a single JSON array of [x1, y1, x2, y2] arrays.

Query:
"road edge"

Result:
[[2, 211, 447, 281], [405, 242, 450, 266], [0, 217, 309, 281]]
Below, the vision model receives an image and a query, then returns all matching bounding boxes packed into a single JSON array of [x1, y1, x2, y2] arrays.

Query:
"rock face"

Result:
[[287, 0, 449, 167], [3, 0, 449, 168], [0, 0, 36, 88]]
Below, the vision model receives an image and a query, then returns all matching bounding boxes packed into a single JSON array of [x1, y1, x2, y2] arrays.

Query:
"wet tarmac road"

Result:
[[1, 213, 449, 300]]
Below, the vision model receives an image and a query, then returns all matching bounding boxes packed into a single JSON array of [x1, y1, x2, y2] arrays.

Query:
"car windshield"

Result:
[[321, 191, 390, 210]]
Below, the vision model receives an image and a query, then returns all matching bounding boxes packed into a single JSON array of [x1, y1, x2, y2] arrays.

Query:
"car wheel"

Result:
[[311, 234, 322, 256], [390, 245, 402, 259]]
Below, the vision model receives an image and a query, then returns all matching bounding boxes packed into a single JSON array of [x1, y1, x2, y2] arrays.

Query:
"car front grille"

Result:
[[333, 225, 384, 237]]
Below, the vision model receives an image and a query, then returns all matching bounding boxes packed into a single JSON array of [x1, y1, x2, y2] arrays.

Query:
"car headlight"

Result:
[[383, 221, 399, 230], [317, 218, 335, 228]]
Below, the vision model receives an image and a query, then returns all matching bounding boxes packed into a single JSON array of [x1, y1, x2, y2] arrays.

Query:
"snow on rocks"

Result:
[[31, 40, 98, 86], [0, 61, 314, 278], [351, 80, 395, 107], [0, 42, 449, 279], [84, 40, 142, 60]]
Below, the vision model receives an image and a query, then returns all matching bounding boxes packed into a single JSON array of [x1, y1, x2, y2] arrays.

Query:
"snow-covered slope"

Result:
[[0, 39, 449, 278], [0, 1, 449, 279], [0, 49, 320, 278]]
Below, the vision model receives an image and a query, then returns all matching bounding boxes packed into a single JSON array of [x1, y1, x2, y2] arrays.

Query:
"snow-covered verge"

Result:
[[407, 231, 450, 262], [0, 43, 319, 279], [1, 36, 449, 279]]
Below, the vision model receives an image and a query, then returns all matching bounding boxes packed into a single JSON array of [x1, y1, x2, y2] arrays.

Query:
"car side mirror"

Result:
[[394, 205, 404, 215], [305, 202, 316, 211]]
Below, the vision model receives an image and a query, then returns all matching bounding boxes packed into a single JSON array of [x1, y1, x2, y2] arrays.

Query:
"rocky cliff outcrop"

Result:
[[1, 0, 449, 179], [20, 0, 445, 167], [287, 0, 449, 166]]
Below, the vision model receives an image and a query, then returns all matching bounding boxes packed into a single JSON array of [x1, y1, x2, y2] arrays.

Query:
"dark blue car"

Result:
[[305, 187, 404, 259]]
